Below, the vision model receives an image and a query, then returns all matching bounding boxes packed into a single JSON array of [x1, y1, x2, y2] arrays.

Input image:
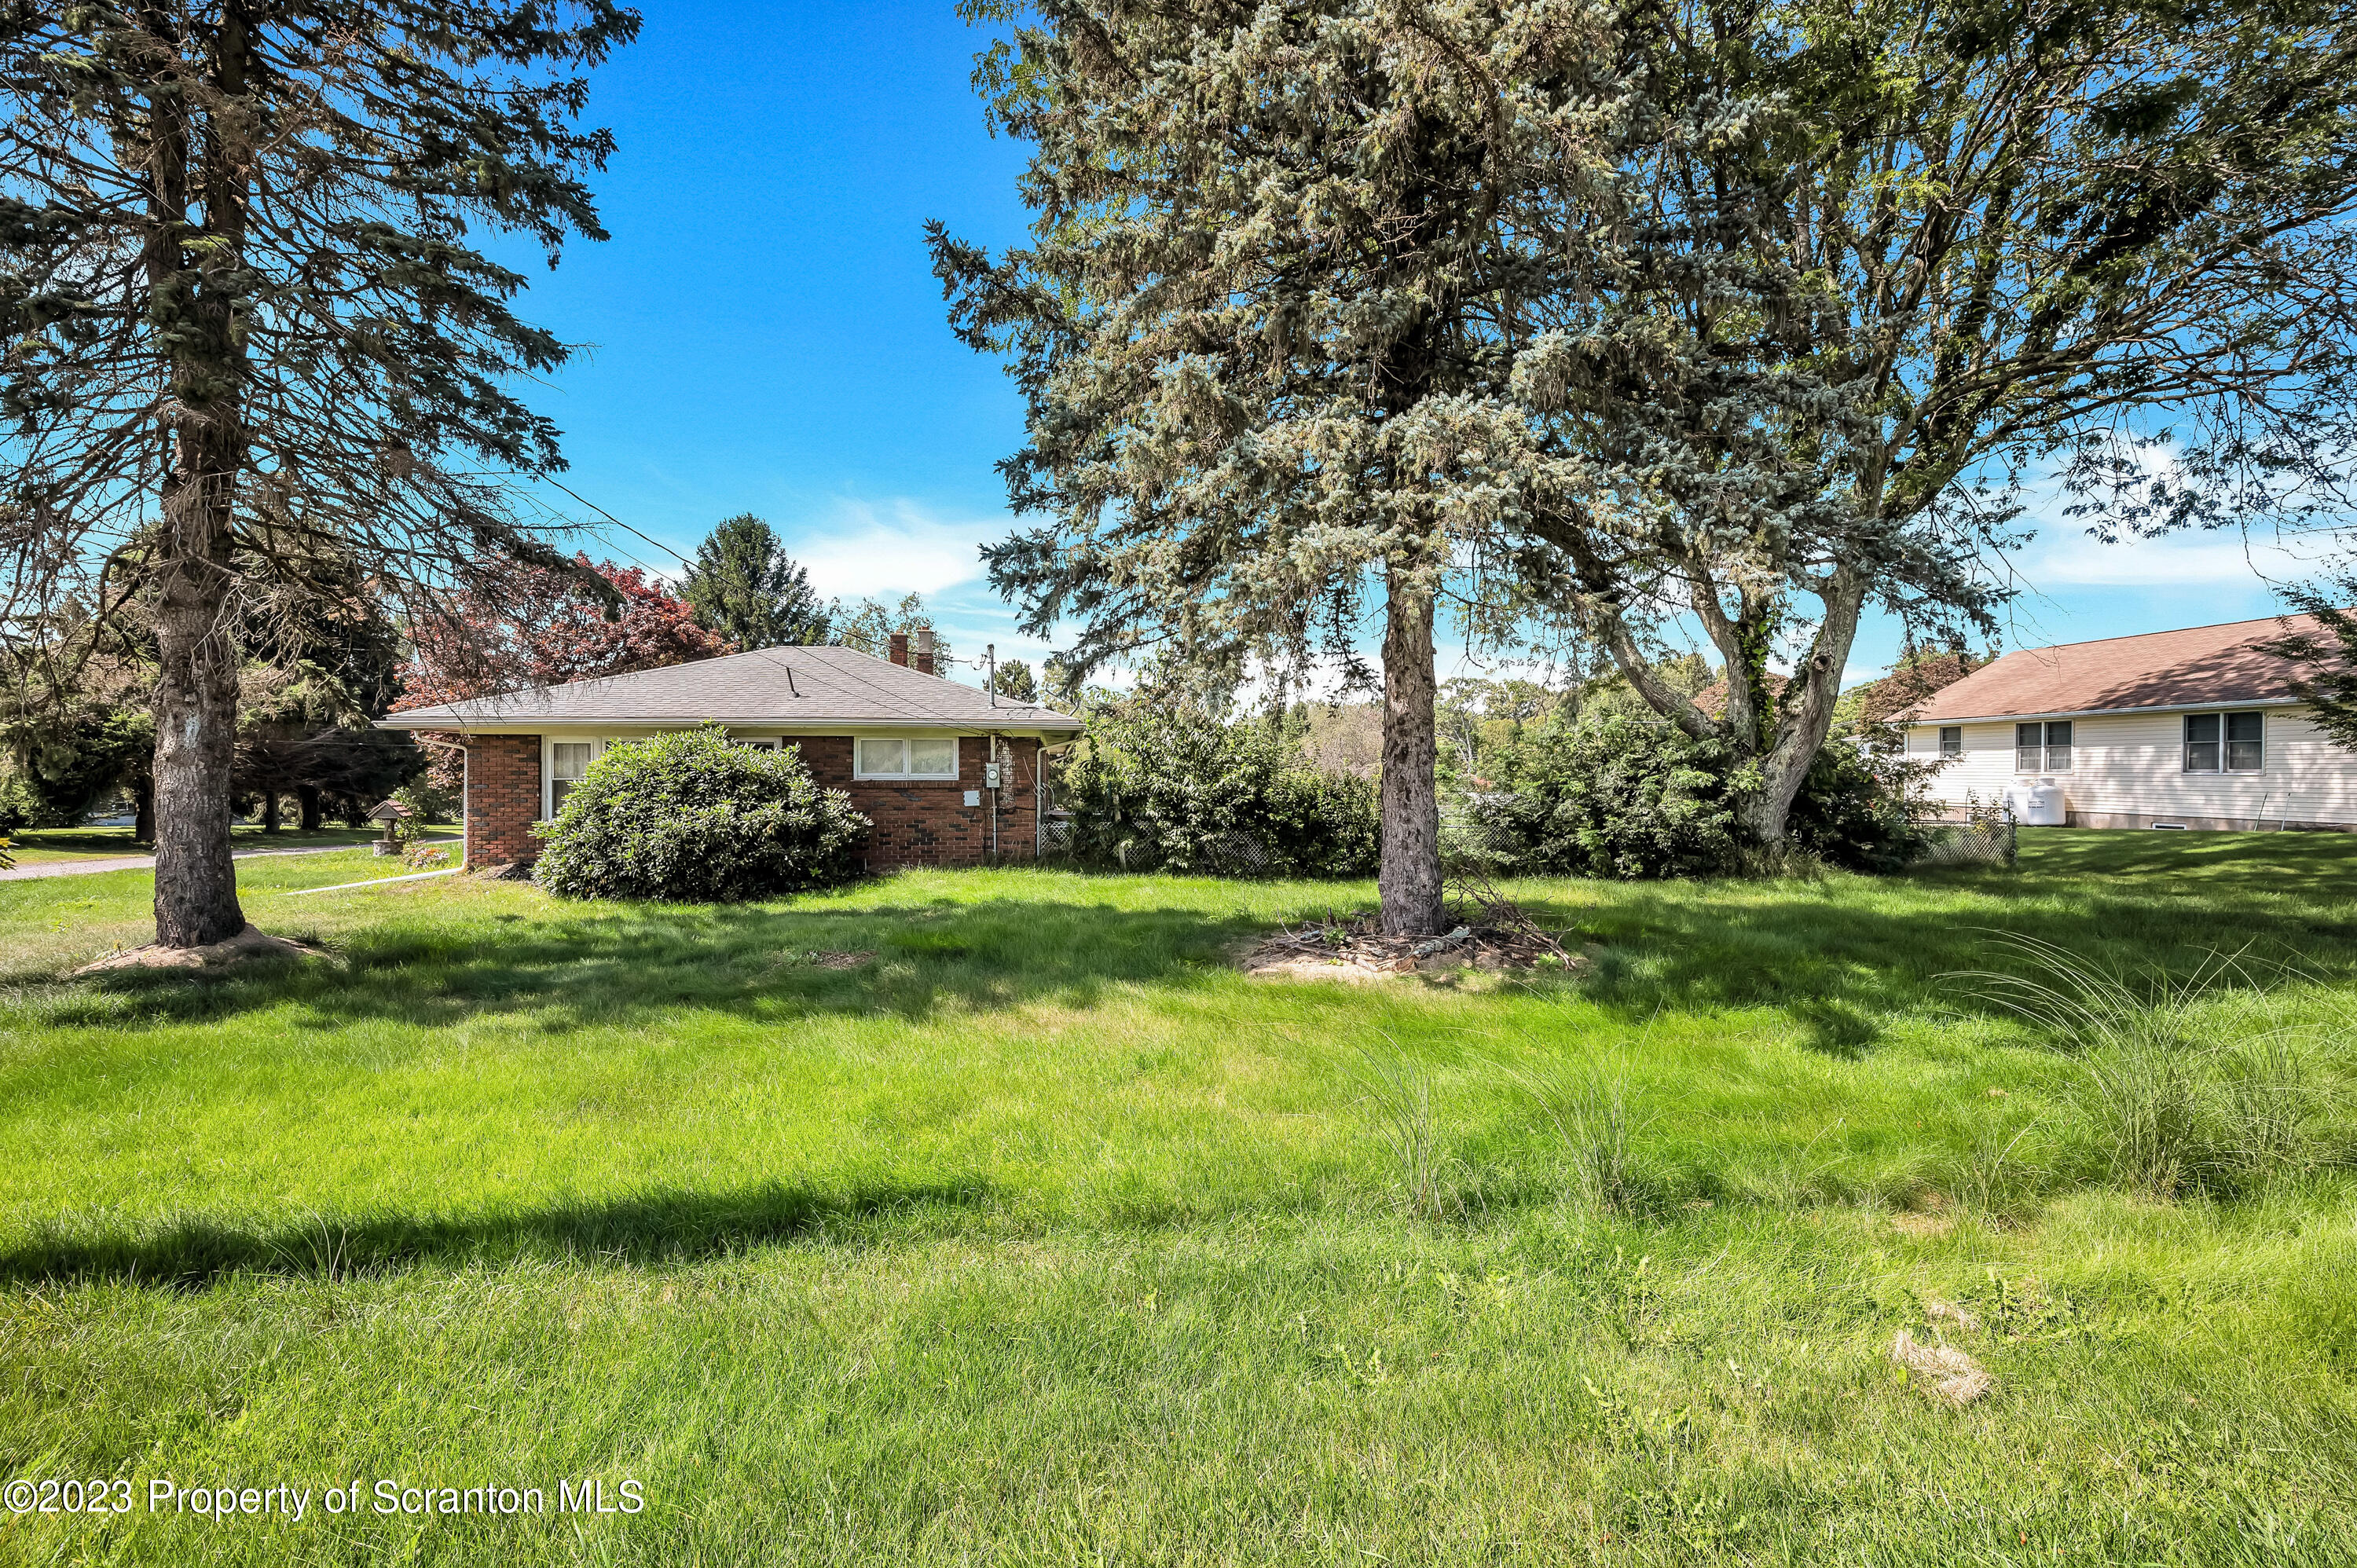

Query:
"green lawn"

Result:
[[0, 833, 2352, 1564], [4, 824, 457, 865]]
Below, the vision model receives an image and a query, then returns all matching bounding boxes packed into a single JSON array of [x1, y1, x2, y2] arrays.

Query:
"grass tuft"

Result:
[[1954, 932, 2349, 1196], [1503, 1043, 1645, 1215], [1348, 1040, 1456, 1222]]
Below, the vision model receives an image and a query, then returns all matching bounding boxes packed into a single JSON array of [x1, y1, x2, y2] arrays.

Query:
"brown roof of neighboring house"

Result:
[[1853, 651, 1981, 725], [1900, 614, 2317, 723], [378, 644, 1083, 734]]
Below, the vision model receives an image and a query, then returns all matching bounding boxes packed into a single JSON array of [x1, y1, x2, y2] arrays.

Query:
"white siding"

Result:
[[1902, 706, 2357, 827]]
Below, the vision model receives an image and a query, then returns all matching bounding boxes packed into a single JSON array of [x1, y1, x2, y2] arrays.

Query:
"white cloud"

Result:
[[784, 498, 995, 602], [2012, 524, 2344, 589]]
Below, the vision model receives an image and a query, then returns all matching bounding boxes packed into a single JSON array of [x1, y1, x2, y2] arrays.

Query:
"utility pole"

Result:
[[986, 643, 996, 707]]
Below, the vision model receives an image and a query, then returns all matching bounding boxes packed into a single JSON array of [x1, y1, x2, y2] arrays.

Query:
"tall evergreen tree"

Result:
[[991, 658, 1038, 703], [0, 0, 637, 947], [679, 514, 830, 650], [933, 0, 1619, 933]]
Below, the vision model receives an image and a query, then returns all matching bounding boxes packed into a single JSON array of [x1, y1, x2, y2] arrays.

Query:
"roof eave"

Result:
[[1904, 695, 2306, 726], [375, 714, 1085, 734]]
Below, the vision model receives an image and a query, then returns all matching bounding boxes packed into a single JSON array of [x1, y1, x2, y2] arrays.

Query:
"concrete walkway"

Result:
[[0, 838, 459, 883]]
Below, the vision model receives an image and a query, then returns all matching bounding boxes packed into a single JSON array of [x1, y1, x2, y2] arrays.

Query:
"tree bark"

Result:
[[144, 2, 255, 947], [1739, 567, 1869, 843], [261, 791, 280, 832], [151, 441, 247, 946], [132, 778, 154, 845], [1378, 565, 1444, 936], [298, 786, 321, 832], [144, 2, 257, 943]]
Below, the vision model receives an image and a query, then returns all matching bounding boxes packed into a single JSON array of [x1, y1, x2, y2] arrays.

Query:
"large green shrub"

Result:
[[1782, 734, 1937, 873], [534, 727, 868, 902], [1059, 707, 1378, 877], [1466, 716, 1930, 879], [1465, 716, 1748, 879]]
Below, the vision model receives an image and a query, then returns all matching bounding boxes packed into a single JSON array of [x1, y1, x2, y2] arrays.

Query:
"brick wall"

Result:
[[461, 731, 1045, 872], [464, 734, 542, 869], [795, 734, 1043, 869]]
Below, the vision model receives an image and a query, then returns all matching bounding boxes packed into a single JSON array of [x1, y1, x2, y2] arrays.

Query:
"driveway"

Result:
[[1, 838, 458, 883]]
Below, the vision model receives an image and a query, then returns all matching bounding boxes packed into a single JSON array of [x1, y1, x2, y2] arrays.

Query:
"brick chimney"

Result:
[[915, 628, 935, 676], [888, 632, 909, 666]]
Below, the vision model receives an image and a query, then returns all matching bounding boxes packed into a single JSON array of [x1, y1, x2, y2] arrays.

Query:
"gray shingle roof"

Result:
[[377, 645, 1083, 732]]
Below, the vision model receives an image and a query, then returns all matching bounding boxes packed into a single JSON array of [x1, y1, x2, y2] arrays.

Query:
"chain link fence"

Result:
[[1909, 809, 2018, 867]]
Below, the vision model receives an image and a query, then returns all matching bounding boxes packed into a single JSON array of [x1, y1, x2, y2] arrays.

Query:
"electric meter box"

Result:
[[984, 763, 1002, 789]]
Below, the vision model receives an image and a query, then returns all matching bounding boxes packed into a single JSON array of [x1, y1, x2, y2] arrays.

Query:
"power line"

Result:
[[536, 479, 1023, 685], [541, 477, 695, 576]]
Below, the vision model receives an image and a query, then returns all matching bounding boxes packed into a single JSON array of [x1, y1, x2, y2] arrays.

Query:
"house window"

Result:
[[548, 742, 593, 815], [2185, 711, 2264, 773], [2015, 720, 2073, 773], [734, 738, 780, 752], [1939, 726, 1963, 757], [2229, 711, 2264, 771], [854, 736, 959, 780]]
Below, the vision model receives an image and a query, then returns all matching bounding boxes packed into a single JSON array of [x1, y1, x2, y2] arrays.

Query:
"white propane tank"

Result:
[[2007, 779, 2067, 826]]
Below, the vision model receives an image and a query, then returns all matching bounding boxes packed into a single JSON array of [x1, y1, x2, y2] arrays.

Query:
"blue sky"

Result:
[[517, 1, 2333, 691]]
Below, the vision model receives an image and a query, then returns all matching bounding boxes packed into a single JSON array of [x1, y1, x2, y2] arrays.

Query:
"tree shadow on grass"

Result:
[[0, 1178, 992, 1291], [43, 893, 1275, 1034], [2017, 826, 2357, 898], [37, 836, 2357, 1053], [1505, 849, 2357, 1050]]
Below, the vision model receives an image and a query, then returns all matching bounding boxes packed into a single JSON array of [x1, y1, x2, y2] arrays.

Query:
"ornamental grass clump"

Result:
[[1955, 935, 2348, 1197], [533, 728, 867, 903]]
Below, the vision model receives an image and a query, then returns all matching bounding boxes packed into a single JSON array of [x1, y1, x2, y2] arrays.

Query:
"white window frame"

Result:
[[733, 737, 781, 752], [543, 736, 608, 820], [2014, 720, 2073, 774], [2183, 710, 2265, 774], [1938, 725, 1963, 757], [852, 735, 961, 782]]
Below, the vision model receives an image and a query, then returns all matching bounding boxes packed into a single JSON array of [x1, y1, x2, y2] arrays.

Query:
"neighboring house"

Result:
[[379, 635, 1083, 870], [1897, 614, 2354, 830], [1849, 650, 1981, 727]]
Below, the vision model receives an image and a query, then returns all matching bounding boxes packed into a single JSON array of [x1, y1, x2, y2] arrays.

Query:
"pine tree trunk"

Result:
[[298, 786, 321, 832], [132, 779, 154, 845], [145, 2, 255, 949], [151, 443, 247, 947], [261, 791, 280, 833], [1378, 568, 1443, 936]]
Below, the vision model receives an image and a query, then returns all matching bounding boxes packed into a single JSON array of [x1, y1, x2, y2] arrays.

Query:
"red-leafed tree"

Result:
[[396, 555, 735, 791]]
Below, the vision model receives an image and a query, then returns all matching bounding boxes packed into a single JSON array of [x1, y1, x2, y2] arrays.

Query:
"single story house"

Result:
[[1897, 614, 2355, 830], [378, 635, 1084, 870]]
